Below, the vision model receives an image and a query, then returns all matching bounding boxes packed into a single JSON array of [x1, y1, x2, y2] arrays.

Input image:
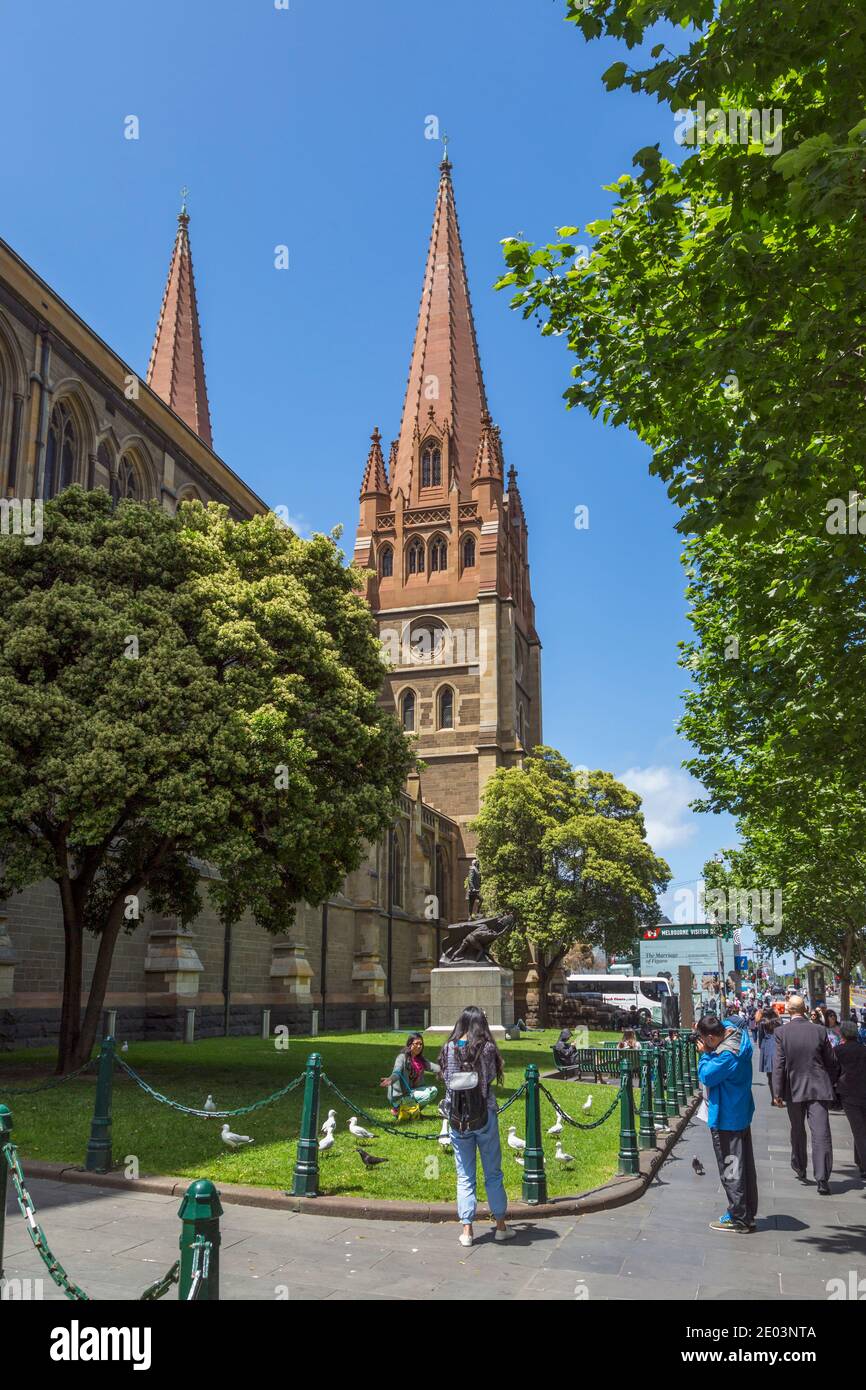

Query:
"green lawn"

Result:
[[1, 1030, 623, 1204]]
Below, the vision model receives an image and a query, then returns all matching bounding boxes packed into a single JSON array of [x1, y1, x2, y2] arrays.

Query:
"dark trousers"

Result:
[[842, 1102, 866, 1175], [786, 1100, 832, 1182], [766, 1073, 775, 1101], [711, 1126, 758, 1226]]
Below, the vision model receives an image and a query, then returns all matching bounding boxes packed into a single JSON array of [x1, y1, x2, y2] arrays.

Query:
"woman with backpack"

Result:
[[379, 1033, 441, 1119], [438, 1005, 516, 1248]]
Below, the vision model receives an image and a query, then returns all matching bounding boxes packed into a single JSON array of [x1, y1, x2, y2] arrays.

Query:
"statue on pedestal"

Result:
[[438, 913, 514, 968]]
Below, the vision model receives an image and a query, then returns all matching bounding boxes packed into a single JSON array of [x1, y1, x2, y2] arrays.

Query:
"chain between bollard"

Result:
[[115, 1055, 306, 1117], [0, 1057, 96, 1096], [2, 1140, 90, 1300], [538, 1080, 624, 1130]]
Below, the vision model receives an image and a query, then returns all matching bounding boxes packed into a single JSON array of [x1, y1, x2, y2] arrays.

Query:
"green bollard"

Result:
[[291, 1052, 322, 1198], [85, 1035, 115, 1173], [663, 1039, 679, 1121], [652, 1044, 670, 1131], [522, 1062, 547, 1205], [674, 1037, 688, 1111], [0, 1106, 10, 1281], [617, 1055, 640, 1175], [638, 1048, 656, 1150], [178, 1179, 222, 1300]]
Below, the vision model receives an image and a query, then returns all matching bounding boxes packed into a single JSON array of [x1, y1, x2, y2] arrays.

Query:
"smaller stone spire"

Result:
[[472, 411, 503, 482], [359, 427, 389, 498], [147, 193, 213, 448]]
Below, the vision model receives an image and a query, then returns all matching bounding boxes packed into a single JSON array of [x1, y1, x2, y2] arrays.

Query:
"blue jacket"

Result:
[[698, 1026, 755, 1131]]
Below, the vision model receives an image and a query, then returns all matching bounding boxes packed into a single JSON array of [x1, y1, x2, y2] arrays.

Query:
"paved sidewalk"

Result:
[[4, 1061, 865, 1300]]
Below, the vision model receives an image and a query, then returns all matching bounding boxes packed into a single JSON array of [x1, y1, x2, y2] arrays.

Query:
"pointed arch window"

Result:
[[380, 544, 394, 578], [429, 534, 447, 572], [421, 441, 442, 489], [517, 704, 527, 747], [116, 453, 143, 501], [407, 538, 425, 575], [438, 685, 454, 730], [401, 688, 416, 732], [462, 535, 476, 569], [45, 401, 78, 499]]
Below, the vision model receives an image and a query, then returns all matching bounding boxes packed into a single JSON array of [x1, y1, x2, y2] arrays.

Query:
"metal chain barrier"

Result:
[[538, 1080, 626, 1130], [2, 1141, 90, 1300], [320, 1073, 528, 1139], [321, 1073, 443, 1139], [3, 1137, 185, 1302], [115, 1055, 306, 1117], [185, 1236, 212, 1301], [0, 1057, 96, 1095], [139, 1260, 180, 1301]]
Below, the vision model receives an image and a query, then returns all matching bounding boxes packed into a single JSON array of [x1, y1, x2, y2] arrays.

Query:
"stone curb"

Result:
[[20, 1094, 700, 1224]]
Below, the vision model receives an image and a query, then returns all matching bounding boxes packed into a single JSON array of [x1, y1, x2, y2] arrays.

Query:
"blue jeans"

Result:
[[450, 1107, 508, 1224]]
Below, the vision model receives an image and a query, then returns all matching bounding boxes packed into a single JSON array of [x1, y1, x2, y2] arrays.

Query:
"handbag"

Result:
[[395, 1065, 422, 1122]]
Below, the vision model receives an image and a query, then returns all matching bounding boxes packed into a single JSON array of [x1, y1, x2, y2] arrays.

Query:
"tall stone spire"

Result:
[[390, 156, 489, 502], [146, 196, 213, 448]]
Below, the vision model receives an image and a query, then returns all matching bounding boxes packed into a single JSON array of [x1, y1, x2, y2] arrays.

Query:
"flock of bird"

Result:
[[194, 1088, 594, 1174]]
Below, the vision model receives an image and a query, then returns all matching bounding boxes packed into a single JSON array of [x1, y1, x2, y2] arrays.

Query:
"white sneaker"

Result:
[[494, 1227, 517, 1242], [458, 1231, 473, 1247]]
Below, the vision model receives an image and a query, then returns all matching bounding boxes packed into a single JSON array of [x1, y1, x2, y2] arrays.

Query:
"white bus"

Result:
[[565, 974, 677, 1025]]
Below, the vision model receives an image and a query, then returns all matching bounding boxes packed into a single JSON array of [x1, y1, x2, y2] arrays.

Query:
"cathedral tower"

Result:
[[353, 155, 542, 892], [147, 196, 213, 447]]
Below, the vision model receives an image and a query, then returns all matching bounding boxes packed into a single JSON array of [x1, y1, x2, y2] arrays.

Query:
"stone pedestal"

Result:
[[144, 918, 203, 996], [270, 939, 314, 999], [426, 965, 514, 1040]]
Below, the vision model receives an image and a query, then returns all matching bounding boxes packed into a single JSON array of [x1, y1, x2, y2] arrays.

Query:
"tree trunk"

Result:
[[57, 901, 84, 1074], [839, 927, 856, 1021], [72, 911, 126, 1069]]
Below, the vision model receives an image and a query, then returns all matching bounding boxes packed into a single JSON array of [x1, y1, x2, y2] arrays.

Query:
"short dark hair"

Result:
[[840, 1021, 858, 1043], [697, 1014, 726, 1038]]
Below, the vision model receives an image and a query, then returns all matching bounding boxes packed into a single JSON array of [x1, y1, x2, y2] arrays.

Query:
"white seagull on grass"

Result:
[[221, 1124, 254, 1149], [321, 1109, 337, 1135], [349, 1117, 375, 1140]]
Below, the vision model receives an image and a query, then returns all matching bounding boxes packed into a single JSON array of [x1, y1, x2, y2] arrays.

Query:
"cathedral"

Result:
[[0, 156, 541, 1047]]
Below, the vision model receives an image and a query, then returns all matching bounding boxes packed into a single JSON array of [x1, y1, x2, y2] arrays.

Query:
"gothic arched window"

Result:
[[462, 535, 476, 569], [517, 704, 527, 747], [429, 534, 447, 572], [45, 401, 78, 498], [438, 685, 454, 730], [116, 453, 142, 501], [407, 538, 425, 575], [401, 688, 416, 732], [380, 544, 394, 578], [421, 441, 442, 489]]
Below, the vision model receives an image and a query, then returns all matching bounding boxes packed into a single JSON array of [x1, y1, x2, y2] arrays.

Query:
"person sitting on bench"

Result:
[[553, 1028, 579, 1070]]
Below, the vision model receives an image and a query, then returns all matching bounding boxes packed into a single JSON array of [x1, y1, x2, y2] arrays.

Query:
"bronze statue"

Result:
[[438, 912, 514, 968], [466, 857, 482, 917]]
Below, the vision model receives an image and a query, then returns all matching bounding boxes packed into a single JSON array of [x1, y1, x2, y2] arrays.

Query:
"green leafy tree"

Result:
[[471, 747, 670, 1024], [497, 0, 866, 541], [0, 489, 413, 1070]]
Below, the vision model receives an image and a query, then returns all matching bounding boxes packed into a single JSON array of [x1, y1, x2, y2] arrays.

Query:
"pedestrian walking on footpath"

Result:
[[759, 1014, 780, 1100], [772, 994, 839, 1194], [438, 1005, 516, 1248], [835, 1021, 866, 1182], [696, 1014, 758, 1234]]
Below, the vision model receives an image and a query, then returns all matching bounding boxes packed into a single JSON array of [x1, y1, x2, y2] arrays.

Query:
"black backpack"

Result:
[[447, 1043, 489, 1133]]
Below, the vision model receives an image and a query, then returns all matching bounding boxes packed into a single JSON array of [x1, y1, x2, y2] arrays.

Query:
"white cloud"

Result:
[[616, 764, 699, 851]]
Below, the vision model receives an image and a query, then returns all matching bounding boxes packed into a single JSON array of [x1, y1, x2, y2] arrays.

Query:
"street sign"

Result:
[[735, 955, 748, 972]]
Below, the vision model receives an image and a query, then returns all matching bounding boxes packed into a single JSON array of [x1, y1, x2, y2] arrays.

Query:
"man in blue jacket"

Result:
[[697, 1013, 758, 1233]]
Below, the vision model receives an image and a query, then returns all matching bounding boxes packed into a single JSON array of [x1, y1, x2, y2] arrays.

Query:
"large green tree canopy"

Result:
[[472, 747, 670, 1021], [498, 0, 866, 542], [0, 489, 413, 1067]]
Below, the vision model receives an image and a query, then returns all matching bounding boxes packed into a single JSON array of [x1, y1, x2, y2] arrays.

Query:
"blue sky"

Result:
[[0, 0, 753, 942]]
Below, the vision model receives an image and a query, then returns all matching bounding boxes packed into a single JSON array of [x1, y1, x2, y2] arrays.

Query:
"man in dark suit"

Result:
[[772, 995, 839, 1193], [836, 1021, 866, 1181]]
